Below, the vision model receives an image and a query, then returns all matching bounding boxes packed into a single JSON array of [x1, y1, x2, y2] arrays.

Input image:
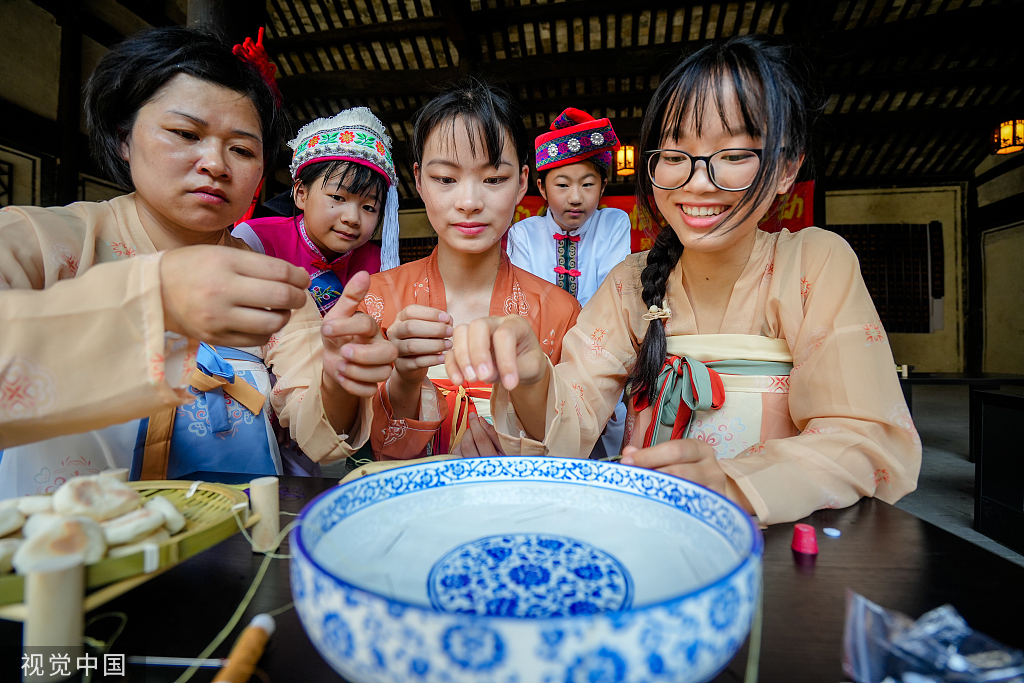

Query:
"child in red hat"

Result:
[[507, 108, 632, 457], [507, 108, 632, 308]]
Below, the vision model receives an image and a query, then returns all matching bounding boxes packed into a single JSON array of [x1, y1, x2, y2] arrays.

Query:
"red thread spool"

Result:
[[791, 523, 819, 555]]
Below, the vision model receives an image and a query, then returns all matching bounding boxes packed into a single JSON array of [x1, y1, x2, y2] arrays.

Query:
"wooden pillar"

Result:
[[55, 1, 82, 205], [187, 0, 267, 48]]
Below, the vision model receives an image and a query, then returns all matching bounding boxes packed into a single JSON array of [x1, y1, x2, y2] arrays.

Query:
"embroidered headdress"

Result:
[[535, 107, 621, 173], [289, 107, 400, 270]]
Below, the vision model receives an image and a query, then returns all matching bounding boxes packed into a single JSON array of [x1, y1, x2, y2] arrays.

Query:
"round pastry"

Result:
[[144, 496, 187, 535], [0, 539, 21, 574], [107, 528, 170, 559], [22, 512, 63, 538], [53, 475, 141, 521], [0, 508, 25, 538], [101, 508, 166, 546], [16, 495, 54, 516], [12, 516, 106, 573]]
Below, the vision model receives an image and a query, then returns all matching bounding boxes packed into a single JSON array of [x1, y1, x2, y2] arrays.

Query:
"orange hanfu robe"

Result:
[[361, 247, 581, 460], [490, 228, 923, 525]]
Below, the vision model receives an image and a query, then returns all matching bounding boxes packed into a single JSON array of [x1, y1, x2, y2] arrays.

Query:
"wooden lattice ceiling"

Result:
[[256, 0, 1023, 205]]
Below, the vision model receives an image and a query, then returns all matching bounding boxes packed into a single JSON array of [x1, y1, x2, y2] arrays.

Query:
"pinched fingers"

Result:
[[453, 416, 504, 457], [325, 338, 397, 397], [492, 322, 524, 391], [466, 318, 502, 384], [446, 324, 473, 385], [322, 310, 380, 342], [394, 336, 451, 358], [391, 320, 454, 349], [620, 439, 716, 468], [394, 305, 452, 326], [235, 277, 310, 313], [232, 249, 311, 290]]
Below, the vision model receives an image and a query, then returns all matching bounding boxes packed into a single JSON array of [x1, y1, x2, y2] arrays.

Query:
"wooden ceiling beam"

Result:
[[822, 3, 1023, 54], [825, 100, 1024, 135], [267, 0, 746, 55], [276, 42, 686, 101], [34, 0, 126, 48], [431, 0, 480, 70], [825, 65, 1021, 96], [266, 17, 447, 52], [114, 0, 181, 27], [474, 0, 711, 26]]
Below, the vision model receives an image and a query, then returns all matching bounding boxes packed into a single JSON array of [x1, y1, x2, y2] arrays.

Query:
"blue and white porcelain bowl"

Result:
[[291, 457, 763, 683]]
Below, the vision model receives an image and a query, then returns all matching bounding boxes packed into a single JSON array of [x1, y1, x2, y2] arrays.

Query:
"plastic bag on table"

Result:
[[843, 589, 1024, 683]]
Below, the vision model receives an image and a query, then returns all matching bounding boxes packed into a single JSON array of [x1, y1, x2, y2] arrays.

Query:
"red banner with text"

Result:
[[514, 180, 815, 253]]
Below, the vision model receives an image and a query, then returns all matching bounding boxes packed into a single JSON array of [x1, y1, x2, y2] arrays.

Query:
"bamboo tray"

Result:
[[0, 480, 256, 619]]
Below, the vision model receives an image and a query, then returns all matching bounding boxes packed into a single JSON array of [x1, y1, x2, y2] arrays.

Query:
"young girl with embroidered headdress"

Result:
[[233, 107, 400, 316], [0, 27, 395, 496], [443, 35, 922, 525], [360, 78, 581, 460]]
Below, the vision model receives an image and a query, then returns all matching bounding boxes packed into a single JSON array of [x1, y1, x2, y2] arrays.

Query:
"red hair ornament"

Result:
[[232, 27, 282, 107]]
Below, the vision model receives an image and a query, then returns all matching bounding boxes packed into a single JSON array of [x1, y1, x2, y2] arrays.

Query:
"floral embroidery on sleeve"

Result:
[[541, 328, 557, 357], [50, 245, 79, 277], [106, 242, 137, 259], [363, 293, 385, 324], [382, 421, 407, 447], [503, 283, 530, 316], [584, 327, 608, 362], [413, 276, 429, 300], [864, 322, 885, 346], [148, 350, 165, 385], [0, 357, 57, 420]]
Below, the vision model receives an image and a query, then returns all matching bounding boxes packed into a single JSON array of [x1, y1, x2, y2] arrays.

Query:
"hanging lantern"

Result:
[[616, 145, 635, 175], [993, 120, 1024, 155]]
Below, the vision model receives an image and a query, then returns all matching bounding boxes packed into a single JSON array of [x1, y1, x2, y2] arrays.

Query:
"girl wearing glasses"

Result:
[[442, 35, 921, 525]]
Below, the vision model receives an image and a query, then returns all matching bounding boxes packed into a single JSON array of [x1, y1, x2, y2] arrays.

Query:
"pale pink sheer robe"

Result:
[[0, 194, 370, 463], [491, 227, 922, 525]]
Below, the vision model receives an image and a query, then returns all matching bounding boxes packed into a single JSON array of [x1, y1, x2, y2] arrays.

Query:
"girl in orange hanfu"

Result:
[[443, 36, 921, 525], [361, 79, 581, 460]]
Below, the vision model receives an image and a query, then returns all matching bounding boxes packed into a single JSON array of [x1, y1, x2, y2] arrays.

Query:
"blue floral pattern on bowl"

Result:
[[291, 457, 763, 683], [428, 533, 632, 617]]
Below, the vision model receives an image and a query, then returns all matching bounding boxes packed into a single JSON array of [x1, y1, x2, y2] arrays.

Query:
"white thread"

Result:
[[185, 481, 203, 498], [231, 502, 248, 512]]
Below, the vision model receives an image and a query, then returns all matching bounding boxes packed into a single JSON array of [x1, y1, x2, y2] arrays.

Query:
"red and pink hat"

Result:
[[535, 108, 621, 173]]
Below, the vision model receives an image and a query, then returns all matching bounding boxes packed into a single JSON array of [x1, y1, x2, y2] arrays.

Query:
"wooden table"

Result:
[[3, 475, 1023, 683]]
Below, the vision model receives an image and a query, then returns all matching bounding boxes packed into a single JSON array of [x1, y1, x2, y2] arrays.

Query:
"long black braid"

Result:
[[627, 227, 683, 406]]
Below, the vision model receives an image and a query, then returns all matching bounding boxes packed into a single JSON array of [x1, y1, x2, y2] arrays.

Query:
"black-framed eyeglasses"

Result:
[[645, 148, 763, 192]]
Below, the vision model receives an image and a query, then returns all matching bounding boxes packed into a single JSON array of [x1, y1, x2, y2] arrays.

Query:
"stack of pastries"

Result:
[[0, 475, 187, 575]]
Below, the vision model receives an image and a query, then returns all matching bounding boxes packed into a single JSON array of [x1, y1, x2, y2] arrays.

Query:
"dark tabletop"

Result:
[[900, 372, 1024, 386], [3, 475, 1023, 683]]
